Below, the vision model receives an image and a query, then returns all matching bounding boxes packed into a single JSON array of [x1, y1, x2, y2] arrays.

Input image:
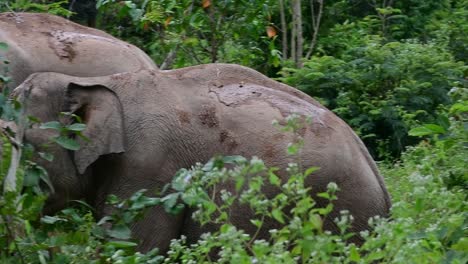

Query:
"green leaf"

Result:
[[451, 237, 468, 251], [268, 172, 280, 186], [409, 124, 446, 137], [105, 240, 138, 248], [66, 123, 86, 131], [38, 152, 54, 162], [309, 213, 322, 230], [39, 169, 55, 193], [24, 167, 41, 187], [287, 143, 299, 155], [161, 193, 181, 214], [107, 224, 132, 240], [28, 116, 41, 124], [0, 42, 8, 50], [41, 215, 66, 224], [450, 102, 468, 114], [53, 136, 80, 150], [349, 245, 361, 262], [40, 121, 62, 130], [250, 219, 262, 228], [97, 216, 112, 226], [304, 167, 319, 176], [223, 155, 246, 164], [271, 209, 285, 224]]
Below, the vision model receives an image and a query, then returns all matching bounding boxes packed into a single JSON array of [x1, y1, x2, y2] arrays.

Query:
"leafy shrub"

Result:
[[95, 0, 280, 71], [0, 0, 72, 16], [279, 38, 466, 159]]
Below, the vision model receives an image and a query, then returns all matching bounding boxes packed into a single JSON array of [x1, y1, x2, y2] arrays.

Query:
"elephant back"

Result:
[[0, 12, 157, 89]]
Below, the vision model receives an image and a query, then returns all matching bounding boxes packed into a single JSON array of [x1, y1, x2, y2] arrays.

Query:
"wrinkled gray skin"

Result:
[[11, 64, 391, 252], [0, 12, 157, 89]]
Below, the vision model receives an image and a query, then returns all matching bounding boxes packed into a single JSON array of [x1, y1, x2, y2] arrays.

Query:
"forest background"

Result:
[[0, 0, 467, 263]]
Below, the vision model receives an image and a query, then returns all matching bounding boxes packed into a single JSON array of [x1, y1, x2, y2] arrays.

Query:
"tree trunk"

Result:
[[205, 4, 218, 62], [294, 0, 303, 67], [290, 4, 296, 63], [290, 0, 303, 67], [279, 0, 288, 60]]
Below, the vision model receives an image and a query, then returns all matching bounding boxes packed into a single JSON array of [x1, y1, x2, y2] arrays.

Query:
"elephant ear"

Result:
[[65, 82, 126, 174]]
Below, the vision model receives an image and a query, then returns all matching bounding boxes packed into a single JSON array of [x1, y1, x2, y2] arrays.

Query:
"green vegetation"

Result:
[[1, 0, 467, 159], [1, 86, 466, 262], [1, 0, 467, 263]]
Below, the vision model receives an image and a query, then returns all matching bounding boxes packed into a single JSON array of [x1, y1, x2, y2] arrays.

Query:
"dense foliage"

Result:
[[0, 0, 467, 263], [1, 0, 467, 159], [0, 87, 466, 262]]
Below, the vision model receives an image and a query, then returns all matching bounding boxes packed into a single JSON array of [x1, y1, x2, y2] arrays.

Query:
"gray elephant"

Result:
[[10, 64, 391, 252], [0, 12, 157, 89]]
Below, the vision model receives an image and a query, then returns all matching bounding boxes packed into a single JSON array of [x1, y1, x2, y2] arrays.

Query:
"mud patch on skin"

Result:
[[47, 30, 77, 61], [211, 83, 326, 125], [264, 144, 276, 159], [219, 129, 238, 151], [198, 105, 218, 128], [272, 133, 285, 141], [176, 109, 191, 124]]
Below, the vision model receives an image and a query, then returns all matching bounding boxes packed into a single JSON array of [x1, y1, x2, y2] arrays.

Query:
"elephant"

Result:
[[9, 63, 391, 252], [0, 12, 157, 89]]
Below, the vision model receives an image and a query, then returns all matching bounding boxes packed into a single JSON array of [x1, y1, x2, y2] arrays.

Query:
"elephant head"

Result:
[[10, 73, 126, 213]]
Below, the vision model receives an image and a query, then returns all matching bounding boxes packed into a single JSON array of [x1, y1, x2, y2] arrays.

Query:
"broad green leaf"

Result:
[[54, 136, 80, 150], [409, 124, 446, 137], [271, 209, 285, 224], [105, 240, 138, 248], [268, 171, 280, 186], [107, 224, 132, 240], [0, 42, 8, 50], [350, 245, 361, 262], [23, 167, 41, 187], [97, 216, 112, 226], [38, 152, 54, 162], [309, 213, 322, 230], [41, 215, 66, 224], [40, 121, 62, 130], [66, 123, 86, 131], [423, 124, 446, 134]]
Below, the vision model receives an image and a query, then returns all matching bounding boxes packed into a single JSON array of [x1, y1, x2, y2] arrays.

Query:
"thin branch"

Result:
[[3, 115, 25, 194], [305, 0, 324, 60], [310, 0, 316, 31], [160, 46, 178, 70]]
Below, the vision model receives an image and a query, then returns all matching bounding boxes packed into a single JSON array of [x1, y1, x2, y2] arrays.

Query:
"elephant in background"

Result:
[[9, 64, 391, 252], [0, 12, 157, 89]]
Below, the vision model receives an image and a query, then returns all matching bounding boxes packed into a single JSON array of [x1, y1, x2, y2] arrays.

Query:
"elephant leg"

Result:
[[91, 157, 186, 253], [131, 206, 185, 252]]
